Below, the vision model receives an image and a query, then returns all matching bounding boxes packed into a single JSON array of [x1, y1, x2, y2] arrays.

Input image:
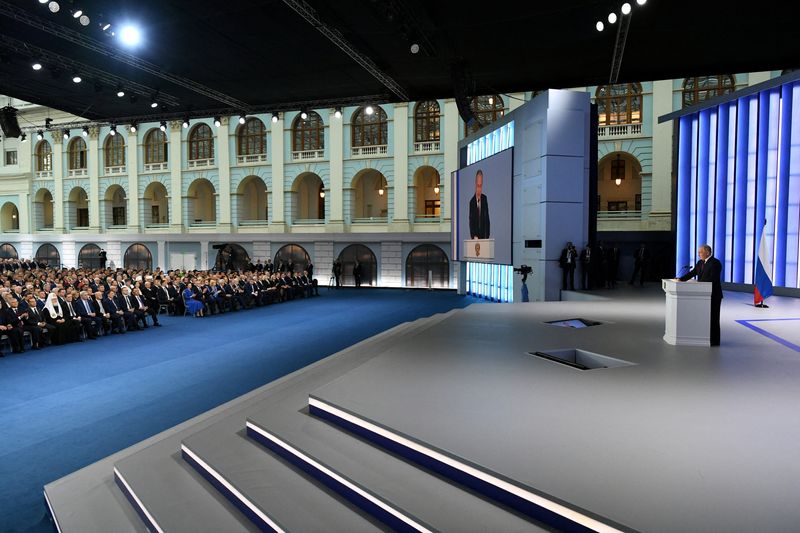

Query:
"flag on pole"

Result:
[[754, 222, 774, 306]]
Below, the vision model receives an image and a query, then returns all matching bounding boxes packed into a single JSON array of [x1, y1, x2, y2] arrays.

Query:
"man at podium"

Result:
[[468, 169, 490, 239], [678, 244, 723, 346]]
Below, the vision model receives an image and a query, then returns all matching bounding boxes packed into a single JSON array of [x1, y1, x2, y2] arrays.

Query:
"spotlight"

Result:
[[72, 10, 82, 18], [119, 25, 142, 47], [608, 12, 617, 23], [36, 130, 43, 141], [38, 0, 48, 4], [72, 74, 82, 83], [116, 90, 125, 97], [271, 113, 279, 123], [150, 100, 158, 108], [48, 2, 59, 13], [596, 21, 604, 31], [365, 105, 374, 115], [63, 129, 69, 139], [20, 133, 27, 142], [102, 23, 111, 31], [32, 62, 42, 71], [159, 121, 167, 132], [182, 119, 189, 129], [410, 43, 420, 54], [130, 124, 137, 133], [238, 114, 246, 125], [45, 118, 52, 129], [82, 127, 89, 137], [79, 15, 90, 26], [213, 117, 221, 127], [300, 110, 308, 120], [636, 0, 646, 4], [110, 125, 117, 136], [334, 107, 342, 119], [622, 3, 631, 15]]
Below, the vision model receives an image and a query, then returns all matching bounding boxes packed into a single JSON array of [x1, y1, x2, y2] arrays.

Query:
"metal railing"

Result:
[[238, 219, 269, 226], [597, 123, 643, 138], [35, 170, 52, 179], [351, 145, 388, 157], [292, 218, 325, 225], [597, 210, 642, 219], [413, 141, 440, 153], [351, 217, 388, 224], [291, 149, 324, 161]]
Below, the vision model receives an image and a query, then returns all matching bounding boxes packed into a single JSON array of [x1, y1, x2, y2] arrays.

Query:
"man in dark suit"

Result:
[[629, 243, 650, 287], [559, 242, 577, 291], [23, 295, 50, 348], [468, 169, 490, 239], [75, 291, 101, 338], [1, 299, 27, 353], [678, 244, 723, 346]]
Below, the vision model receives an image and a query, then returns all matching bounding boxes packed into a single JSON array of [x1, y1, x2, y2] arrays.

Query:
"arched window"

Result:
[[597, 152, 643, 213], [187, 179, 216, 223], [351, 106, 388, 147], [124, 243, 153, 270], [466, 95, 504, 135], [68, 138, 87, 169], [104, 185, 127, 227], [274, 244, 310, 273], [1, 202, 19, 231], [35, 243, 60, 267], [33, 188, 54, 229], [291, 173, 325, 222], [189, 124, 214, 161], [414, 101, 440, 143], [237, 176, 268, 223], [67, 187, 90, 228], [237, 118, 266, 156], [682, 75, 736, 108], [0, 243, 18, 259], [595, 83, 643, 126], [405, 244, 449, 288], [213, 243, 251, 272], [292, 112, 324, 152], [351, 169, 388, 220], [337, 244, 377, 286], [144, 129, 168, 164], [412, 166, 441, 219], [78, 243, 102, 269], [36, 140, 52, 172], [143, 182, 169, 225], [104, 134, 126, 168]]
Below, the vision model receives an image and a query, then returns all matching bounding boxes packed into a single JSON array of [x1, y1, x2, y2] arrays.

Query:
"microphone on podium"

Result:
[[677, 265, 692, 277]]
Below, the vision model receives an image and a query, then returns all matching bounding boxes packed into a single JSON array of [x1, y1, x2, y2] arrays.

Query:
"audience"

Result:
[[0, 259, 320, 356]]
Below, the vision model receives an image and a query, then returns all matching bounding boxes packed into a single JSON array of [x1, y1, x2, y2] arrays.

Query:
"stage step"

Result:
[[246, 400, 544, 532], [181, 417, 383, 532]]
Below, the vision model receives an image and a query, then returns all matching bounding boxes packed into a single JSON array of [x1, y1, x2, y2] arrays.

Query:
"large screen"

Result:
[[453, 148, 513, 265]]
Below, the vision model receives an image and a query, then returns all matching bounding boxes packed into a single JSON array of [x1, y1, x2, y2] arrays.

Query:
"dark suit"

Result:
[[75, 298, 101, 338], [1, 308, 26, 352], [468, 194, 490, 239], [23, 305, 50, 347], [680, 256, 723, 346]]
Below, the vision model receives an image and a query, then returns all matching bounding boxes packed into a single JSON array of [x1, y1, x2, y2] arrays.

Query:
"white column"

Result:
[[127, 129, 139, 228], [442, 99, 459, 222], [392, 103, 410, 230], [88, 128, 101, 231], [748, 71, 771, 86], [200, 240, 209, 270], [52, 135, 65, 232], [328, 109, 345, 230], [651, 79, 674, 215], [270, 115, 285, 229], [157, 240, 166, 270], [17, 192, 30, 234], [169, 121, 184, 231], [217, 117, 232, 231]]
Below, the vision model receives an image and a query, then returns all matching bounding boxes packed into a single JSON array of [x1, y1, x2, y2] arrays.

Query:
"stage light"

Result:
[[596, 21, 604, 31], [72, 74, 82, 83], [130, 124, 137, 133], [182, 119, 189, 129], [79, 15, 90, 26], [621, 3, 631, 15], [82, 127, 89, 137], [38, 0, 48, 4], [334, 107, 342, 119], [410, 43, 420, 54], [45, 118, 52, 129], [636, 0, 646, 4], [238, 114, 246, 124], [48, 2, 59, 13], [271, 113, 279, 123], [32, 62, 42, 71], [119, 25, 142, 47], [488, 96, 494, 105], [63, 129, 69, 139], [213, 117, 221, 127], [300, 111, 308, 120], [72, 10, 82, 18], [365, 105, 374, 115], [116, 90, 125, 97], [378, 186, 385, 196], [20, 133, 26, 142], [102, 23, 111, 31], [110, 125, 117, 136], [159, 121, 167, 132], [36, 130, 43, 141], [608, 12, 617, 24], [150, 100, 158, 108]]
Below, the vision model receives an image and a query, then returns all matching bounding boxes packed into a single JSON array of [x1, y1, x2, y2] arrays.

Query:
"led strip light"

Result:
[[308, 397, 622, 533]]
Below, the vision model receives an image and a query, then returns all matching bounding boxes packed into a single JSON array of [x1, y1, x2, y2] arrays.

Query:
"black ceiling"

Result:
[[0, 0, 797, 126]]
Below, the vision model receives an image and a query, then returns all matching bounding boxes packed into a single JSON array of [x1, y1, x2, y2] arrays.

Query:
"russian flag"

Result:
[[754, 223, 774, 305]]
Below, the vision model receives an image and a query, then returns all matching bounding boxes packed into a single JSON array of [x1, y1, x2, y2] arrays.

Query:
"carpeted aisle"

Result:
[[0, 289, 478, 533]]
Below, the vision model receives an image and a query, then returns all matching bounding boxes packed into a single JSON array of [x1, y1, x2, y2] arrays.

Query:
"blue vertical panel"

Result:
[[764, 89, 781, 279], [714, 105, 729, 278], [774, 84, 792, 286], [696, 110, 711, 248], [689, 117, 699, 262], [744, 97, 760, 283], [754, 91, 770, 277], [676, 116, 694, 272], [787, 83, 800, 288], [724, 103, 737, 282], [706, 110, 718, 249], [733, 97, 750, 283]]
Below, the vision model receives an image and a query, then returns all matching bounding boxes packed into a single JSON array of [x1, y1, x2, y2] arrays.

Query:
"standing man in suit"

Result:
[[468, 169, 490, 239], [678, 244, 723, 346], [629, 243, 650, 287], [559, 242, 577, 291], [98, 249, 107, 269]]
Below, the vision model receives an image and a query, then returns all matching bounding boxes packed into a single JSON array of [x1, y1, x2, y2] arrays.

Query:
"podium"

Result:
[[462, 239, 495, 261], [662, 279, 712, 346]]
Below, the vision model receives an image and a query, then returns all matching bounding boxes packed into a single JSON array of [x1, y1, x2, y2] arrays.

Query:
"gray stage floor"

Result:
[[313, 287, 800, 532]]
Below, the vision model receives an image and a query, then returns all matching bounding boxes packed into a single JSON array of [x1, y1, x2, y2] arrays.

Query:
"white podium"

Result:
[[462, 239, 495, 261], [662, 279, 712, 346]]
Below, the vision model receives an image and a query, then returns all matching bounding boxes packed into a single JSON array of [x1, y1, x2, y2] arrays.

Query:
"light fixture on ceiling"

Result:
[[38, 0, 48, 4], [116, 89, 125, 97], [182, 118, 189, 129], [319, 190, 325, 199], [119, 24, 142, 47], [32, 62, 43, 71], [608, 12, 617, 24], [410, 43, 420, 54], [300, 110, 308, 120], [238, 114, 246, 125], [72, 74, 82, 83], [82, 127, 89, 137], [271, 113, 279, 123], [79, 15, 90, 26], [150, 100, 158, 108], [434, 184, 440, 195], [213, 117, 221, 127], [130, 124, 137, 133], [48, 2, 59, 13], [102, 23, 112, 31], [63, 129, 69, 139], [621, 3, 631, 15], [109, 124, 117, 136], [636, 0, 646, 4], [36, 130, 43, 141], [596, 21, 604, 31], [72, 9, 82, 18], [333, 107, 342, 119], [20, 133, 27, 142], [159, 121, 167, 132], [365, 105, 374, 115]]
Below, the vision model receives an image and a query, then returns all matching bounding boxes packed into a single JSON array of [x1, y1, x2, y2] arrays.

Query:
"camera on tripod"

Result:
[[514, 264, 532, 283]]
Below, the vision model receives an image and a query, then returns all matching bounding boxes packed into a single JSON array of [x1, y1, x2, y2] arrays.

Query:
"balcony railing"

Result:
[[237, 153, 268, 164], [351, 145, 388, 157], [352, 217, 388, 224], [597, 210, 642, 219], [291, 149, 324, 161], [187, 158, 214, 169], [145, 223, 170, 229], [68, 168, 88, 177], [292, 218, 325, 225], [597, 123, 643, 138], [35, 170, 52, 179], [413, 141, 441, 153], [238, 219, 269, 227], [105, 165, 126, 176], [188, 220, 217, 228], [143, 162, 169, 172]]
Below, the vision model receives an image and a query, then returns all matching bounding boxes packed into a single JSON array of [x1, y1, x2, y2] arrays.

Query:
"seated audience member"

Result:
[[0, 299, 27, 353], [118, 287, 147, 330], [96, 290, 123, 334], [103, 289, 136, 332], [63, 292, 94, 340], [23, 295, 51, 349], [43, 292, 79, 345], [183, 283, 205, 317], [77, 290, 104, 338], [132, 287, 160, 327]]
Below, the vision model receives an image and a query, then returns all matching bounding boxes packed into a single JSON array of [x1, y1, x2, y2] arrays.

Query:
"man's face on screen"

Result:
[[475, 173, 483, 199]]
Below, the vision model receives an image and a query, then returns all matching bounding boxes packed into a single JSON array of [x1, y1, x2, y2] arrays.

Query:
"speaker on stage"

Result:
[[0, 106, 21, 138]]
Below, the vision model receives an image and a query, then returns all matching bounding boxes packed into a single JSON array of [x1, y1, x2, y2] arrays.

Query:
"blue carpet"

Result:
[[0, 289, 479, 532]]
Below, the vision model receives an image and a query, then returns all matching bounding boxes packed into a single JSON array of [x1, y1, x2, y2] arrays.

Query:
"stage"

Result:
[[45, 286, 800, 532]]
